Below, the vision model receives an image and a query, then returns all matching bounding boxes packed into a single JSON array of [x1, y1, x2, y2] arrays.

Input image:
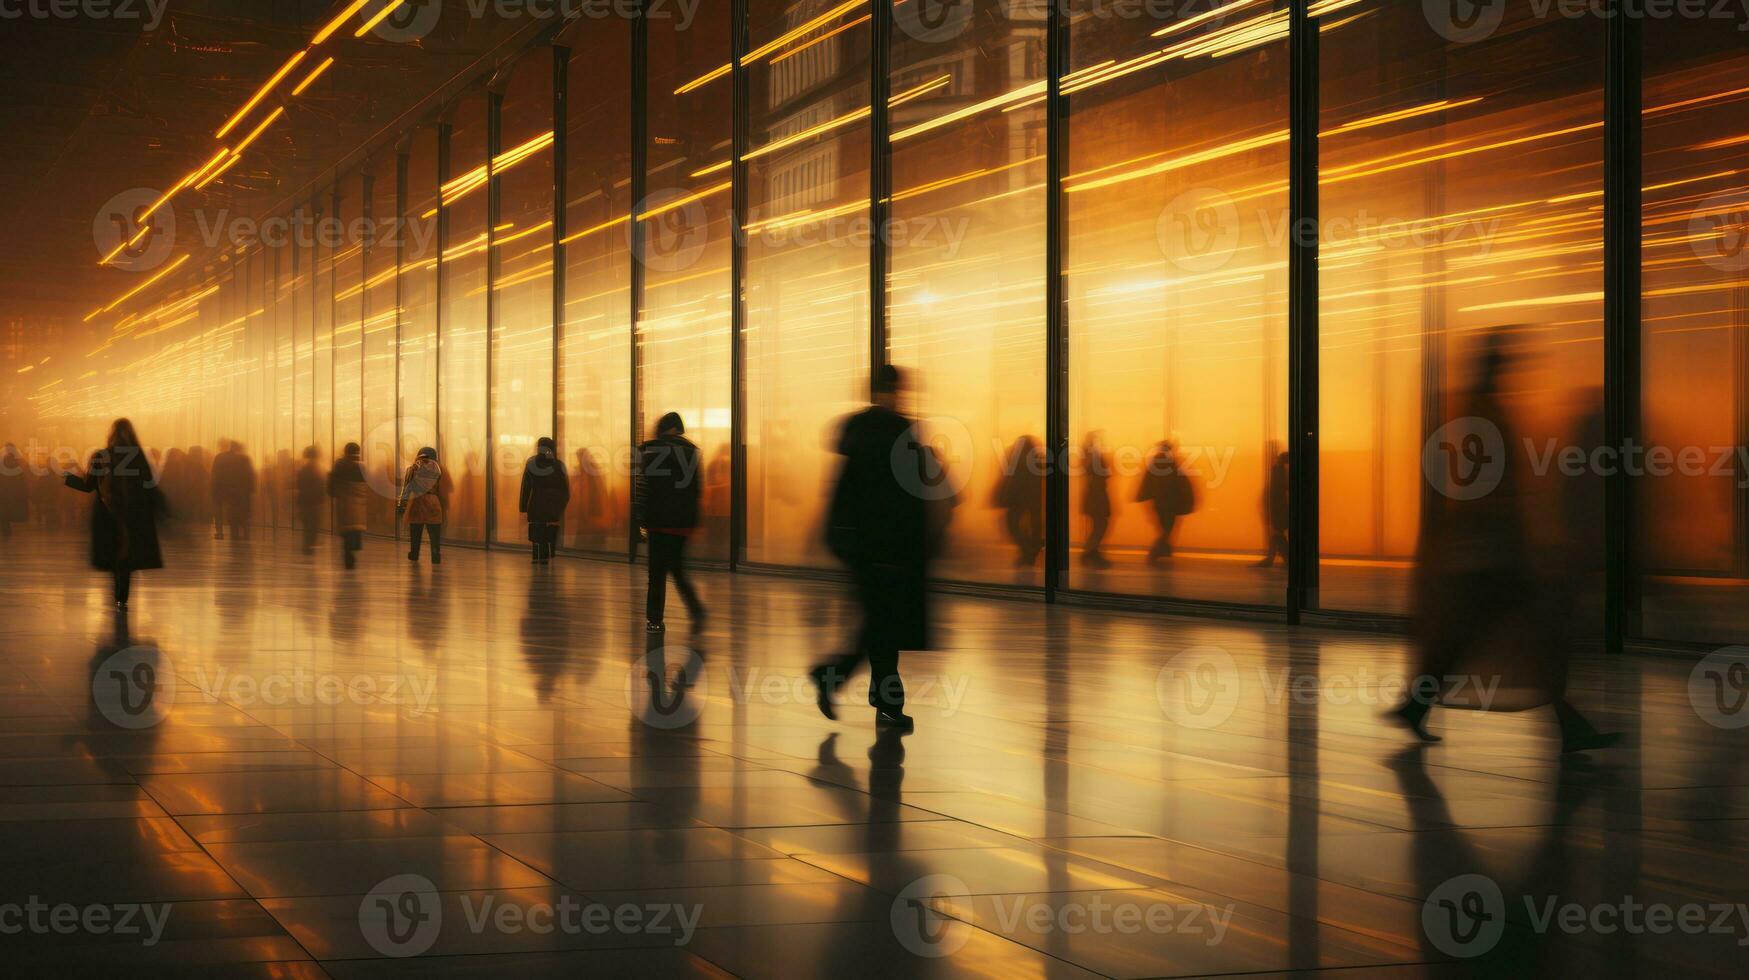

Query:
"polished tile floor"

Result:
[[1, 526, 1745, 978]]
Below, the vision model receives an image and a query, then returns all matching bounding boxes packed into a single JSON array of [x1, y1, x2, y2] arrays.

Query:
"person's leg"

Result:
[[1084, 513, 1107, 563], [428, 524, 442, 563], [408, 523, 424, 560], [113, 567, 130, 606], [646, 534, 673, 625], [669, 536, 703, 620], [868, 645, 905, 714]]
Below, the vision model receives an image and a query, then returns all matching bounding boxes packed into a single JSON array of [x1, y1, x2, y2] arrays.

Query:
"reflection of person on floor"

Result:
[[64, 418, 167, 610], [636, 412, 705, 634], [994, 435, 1045, 567], [327, 442, 368, 570], [398, 447, 449, 565], [1137, 440, 1194, 563], [295, 446, 324, 555], [1255, 447, 1289, 567], [520, 436, 570, 565], [1391, 332, 1617, 753], [811, 365, 940, 733], [1080, 431, 1113, 568], [0, 442, 28, 538]]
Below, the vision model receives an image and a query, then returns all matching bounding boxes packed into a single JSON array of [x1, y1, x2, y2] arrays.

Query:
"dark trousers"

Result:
[[299, 506, 319, 552], [1004, 504, 1042, 564], [646, 531, 701, 624], [1147, 509, 1178, 560], [113, 567, 131, 605], [817, 569, 906, 712], [1261, 527, 1287, 564], [408, 524, 441, 562], [530, 524, 557, 561], [1083, 512, 1109, 561], [341, 530, 362, 568]]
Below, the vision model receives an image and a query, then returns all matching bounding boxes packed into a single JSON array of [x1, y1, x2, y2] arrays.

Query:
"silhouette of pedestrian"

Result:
[[1255, 446, 1289, 567], [64, 419, 166, 609], [520, 436, 570, 564], [994, 435, 1045, 567], [398, 447, 450, 565], [296, 446, 324, 555], [1081, 432, 1113, 568], [635, 412, 705, 634], [327, 442, 367, 569], [1137, 440, 1193, 563], [810, 365, 940, 732], [0, 442, 28, 538]]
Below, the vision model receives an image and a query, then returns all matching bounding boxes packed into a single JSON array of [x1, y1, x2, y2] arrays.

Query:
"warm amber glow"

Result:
[[353, 0, 407, 37], [214, 50, 306, 139], [312, 0, 370, 44], [291, 56, 335, 95]]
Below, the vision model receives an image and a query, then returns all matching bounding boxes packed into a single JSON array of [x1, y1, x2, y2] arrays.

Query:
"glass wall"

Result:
[[492, 49, 557, 543], [34, 12, 1744, 650], [401, 129, 440, 489], [1064, 0, 1289, 606], [559, 26, 633, 556], [1317, 1, 1605, 617], [442, 92, 491, 543], [887, 0, 1047, 586], [642, 0, 734, 562], [742, 0, 872, 568], [1639, 7, 1749, 642], [364, 158, 401, 534]]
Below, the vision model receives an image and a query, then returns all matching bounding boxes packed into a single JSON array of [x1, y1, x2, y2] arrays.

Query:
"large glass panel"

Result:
[[334, 178, 364, 462], [273, 244, 295, 527], [643, 0, 734, 562], [442, 92, 492, 543], [1063, 1, 1288, 605], [1317, 1, 1605, 617], [311, 195, 333, 533], [742, 0, 872, 568], [401, 129, 440, 490], [292, 210, 312, 475], [887, 0, 1047, 586], [364, 158, 401, 535], [559, 25, 633, 556], [493, 48, 557, 544], [1639, 8, 1749, 643]]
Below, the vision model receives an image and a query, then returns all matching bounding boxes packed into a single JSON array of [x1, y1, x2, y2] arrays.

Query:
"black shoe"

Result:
[[1387, 704, 1442, 743], [875, 708, 914, 732], [646, 621, 665, 633], [431, 555, 441, 565], [408, 552, 419, 562], [1561, 731, 1622, 754], [809, 666, 837, 721]]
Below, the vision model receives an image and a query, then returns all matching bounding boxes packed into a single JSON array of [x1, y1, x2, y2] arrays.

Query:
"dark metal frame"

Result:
[[868, 0, 892, 386], [485, 90, 503, 548], [628, 1, 650, 562], [1604, 1, 1643, 654], [730, 0, 750, 571], [1043, 0, 1069, 600], [1286, 0, 1321, 623], [552, 47, 569, 463]]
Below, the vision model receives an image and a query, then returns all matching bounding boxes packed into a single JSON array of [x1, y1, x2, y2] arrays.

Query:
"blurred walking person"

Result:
[[810, 365, 941, 732], [64, 419, 166, 609], [295, 446, 324, 555], [1390, 334, 1617, 753], [327, 442, 368, 569], [398, 447, 451, 565], [1137, 440, 1193, 563], [520, 437, 570, 565], [210, 438, 255, 541], [635, 412, 704, 634], [994, 435, 1045, 567], [0, 443, 28, 538], [1080, 432, 1113, 568], [1255, 446, 1289, 567]]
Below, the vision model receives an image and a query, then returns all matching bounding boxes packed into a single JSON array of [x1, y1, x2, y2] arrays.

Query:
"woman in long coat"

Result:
[[398, 447, 452, 565], [64, 418, 166, 609], [519, 437, 570, 564]]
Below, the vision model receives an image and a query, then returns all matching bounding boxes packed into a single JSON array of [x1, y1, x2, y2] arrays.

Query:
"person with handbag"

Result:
[[398, 447, 450, 565], [519, 437, 570, 564]]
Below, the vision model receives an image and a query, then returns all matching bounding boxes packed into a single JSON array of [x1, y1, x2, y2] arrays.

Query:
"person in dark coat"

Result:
[[295, 446, 324, 555], [994, 435, 1045, 567], [520, 437, 571, 564], [635, 412, 705, 633], [0, 443, 28, 538], [1137, 440, 1193, 563], [327, 442, 368, 570], [210, 439, 256, 541], [64, 418, 166, 609], [1255, 447, 1289, 567], [398, 447, 451, 565], [810, 365, 939, 732], [1080, 432, 1113, 568]]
